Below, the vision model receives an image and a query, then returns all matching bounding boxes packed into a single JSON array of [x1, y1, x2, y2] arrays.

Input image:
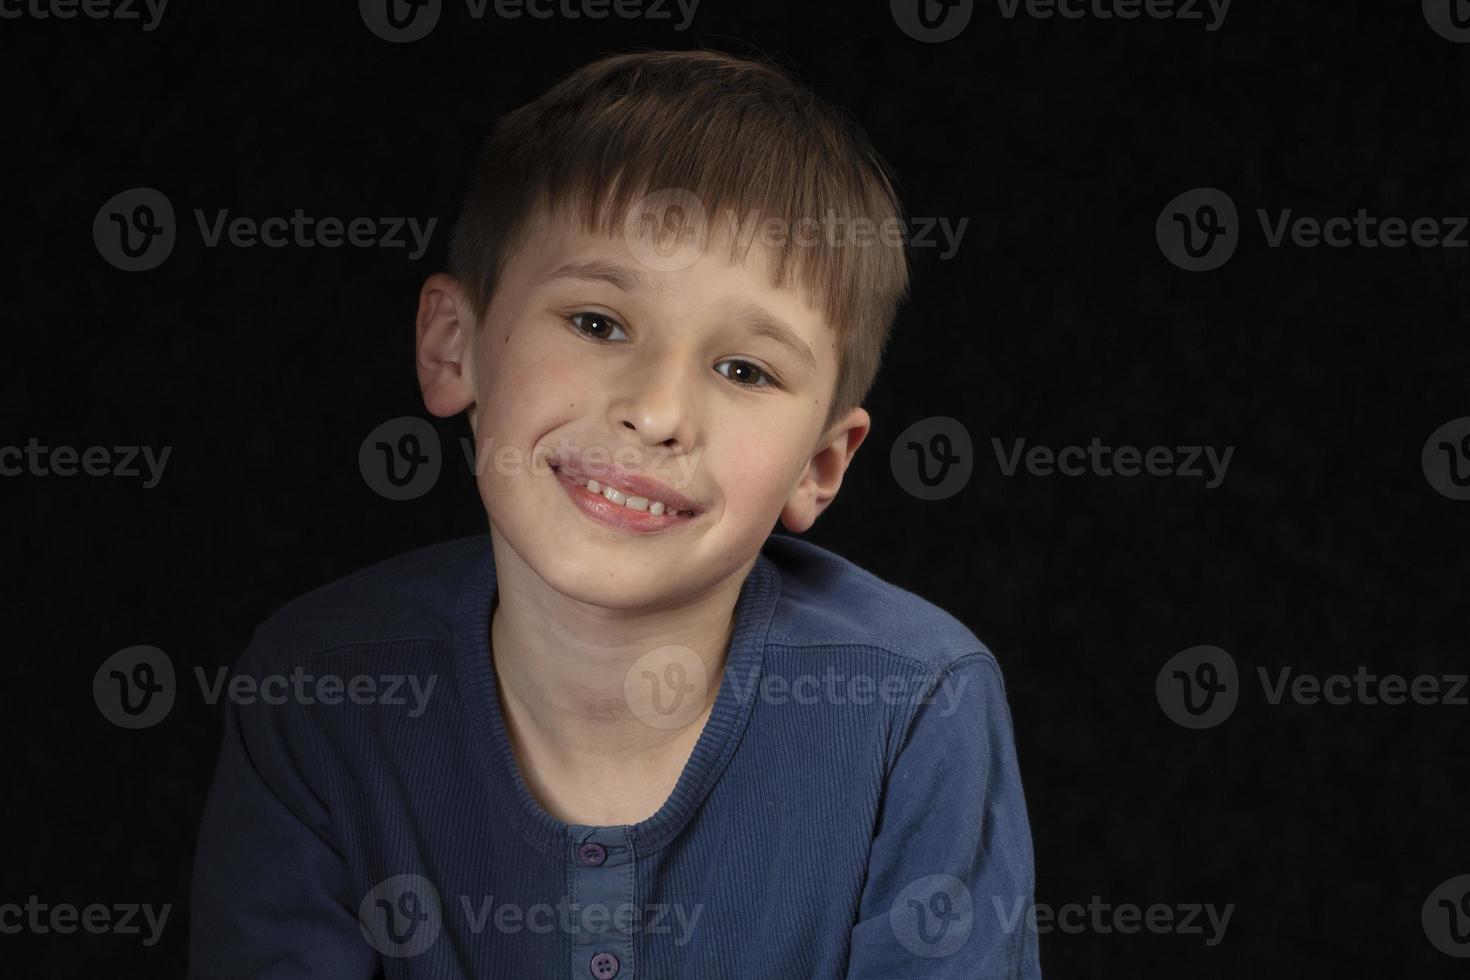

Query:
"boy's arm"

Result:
[[846, 653, 1042, 979], [188, 636, 378, 979]]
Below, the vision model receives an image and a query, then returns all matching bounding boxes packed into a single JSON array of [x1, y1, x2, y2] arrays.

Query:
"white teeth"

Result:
[[560, 467, 687, 517]]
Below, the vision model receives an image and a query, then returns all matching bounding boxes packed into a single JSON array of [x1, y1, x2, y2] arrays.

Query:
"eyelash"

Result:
[[564, 312, 781, 390]]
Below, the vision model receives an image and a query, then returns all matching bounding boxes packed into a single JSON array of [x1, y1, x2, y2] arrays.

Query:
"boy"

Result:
[[189, 50, 1041, 978]]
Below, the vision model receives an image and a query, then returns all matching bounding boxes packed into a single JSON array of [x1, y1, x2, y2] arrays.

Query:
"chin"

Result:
[[545, 557, 679, 609]]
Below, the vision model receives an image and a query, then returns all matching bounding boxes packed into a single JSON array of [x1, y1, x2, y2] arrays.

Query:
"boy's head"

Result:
[[417, 49, 909, 608]]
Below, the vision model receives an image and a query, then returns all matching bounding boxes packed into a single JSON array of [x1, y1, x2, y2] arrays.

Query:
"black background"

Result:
[[4, 0, 1469, 976]]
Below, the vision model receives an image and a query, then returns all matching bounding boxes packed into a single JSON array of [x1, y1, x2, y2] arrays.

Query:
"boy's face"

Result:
[[417, 207, 869, 611]]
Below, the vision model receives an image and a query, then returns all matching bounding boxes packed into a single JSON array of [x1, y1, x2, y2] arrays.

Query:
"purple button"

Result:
[[589, 951, 620, 978], [578, 842, 607, 867]]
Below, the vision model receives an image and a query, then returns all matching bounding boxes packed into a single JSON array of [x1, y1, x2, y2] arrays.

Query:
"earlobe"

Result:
[[416, 273, 478, 419], [778, 406, 872, 534]]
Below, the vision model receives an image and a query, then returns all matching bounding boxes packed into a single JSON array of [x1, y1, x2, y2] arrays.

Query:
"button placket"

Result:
[[569, 826, 634, 980]]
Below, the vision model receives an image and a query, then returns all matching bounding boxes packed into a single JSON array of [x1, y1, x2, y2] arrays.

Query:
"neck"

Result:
[[487, 527, 756, 766]]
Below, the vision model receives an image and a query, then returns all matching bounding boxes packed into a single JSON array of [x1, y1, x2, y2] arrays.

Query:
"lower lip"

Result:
[[552, 467, 698, 536]]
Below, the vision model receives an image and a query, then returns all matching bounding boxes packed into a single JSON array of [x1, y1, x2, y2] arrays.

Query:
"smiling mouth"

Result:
[[546, 451, 705, 514], [549, 464, 703, 534], [557, 468, 697, 516]]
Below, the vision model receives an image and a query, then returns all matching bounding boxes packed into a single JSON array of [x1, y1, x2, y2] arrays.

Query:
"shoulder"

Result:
[[761, 532, 998, 678], [246, 534, 488, 668]]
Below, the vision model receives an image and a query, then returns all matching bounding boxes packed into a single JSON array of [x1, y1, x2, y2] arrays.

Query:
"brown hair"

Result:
[[447, 49, 910, 433]]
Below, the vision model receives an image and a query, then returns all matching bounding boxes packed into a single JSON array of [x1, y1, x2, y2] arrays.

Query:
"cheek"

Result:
[[477, 329, 584, 433], [716, 430, 807, 517]]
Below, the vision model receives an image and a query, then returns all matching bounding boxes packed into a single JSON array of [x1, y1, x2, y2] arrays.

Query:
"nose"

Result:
[[605, 352, 695, 452]]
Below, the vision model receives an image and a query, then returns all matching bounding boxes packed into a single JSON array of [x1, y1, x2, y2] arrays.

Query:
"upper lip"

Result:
[[549, 449, 706, 515]]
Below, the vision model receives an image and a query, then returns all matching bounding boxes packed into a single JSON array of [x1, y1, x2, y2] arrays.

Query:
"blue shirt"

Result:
[[188, 532, 1041, 978]]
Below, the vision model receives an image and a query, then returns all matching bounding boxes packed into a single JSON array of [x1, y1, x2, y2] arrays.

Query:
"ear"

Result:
[[779, 406, 871, 534], [416, 272, 478, 420]]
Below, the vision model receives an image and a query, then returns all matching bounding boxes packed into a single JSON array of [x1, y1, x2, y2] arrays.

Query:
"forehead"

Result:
[[522, 205, 808, 287]]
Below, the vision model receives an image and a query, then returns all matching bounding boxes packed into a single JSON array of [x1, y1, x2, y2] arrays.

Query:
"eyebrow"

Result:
[[544, 259, 656, 293], [544, 259, 818, 372], [729, 302, 817, 373]]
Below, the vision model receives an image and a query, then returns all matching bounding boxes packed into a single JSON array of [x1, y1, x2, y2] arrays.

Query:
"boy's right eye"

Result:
[[567, 311, 629, 343]]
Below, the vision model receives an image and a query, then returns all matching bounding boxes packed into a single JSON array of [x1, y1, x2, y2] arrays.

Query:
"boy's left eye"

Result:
[[566, 311, 779, 390], [714, 360, 776, 389]]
